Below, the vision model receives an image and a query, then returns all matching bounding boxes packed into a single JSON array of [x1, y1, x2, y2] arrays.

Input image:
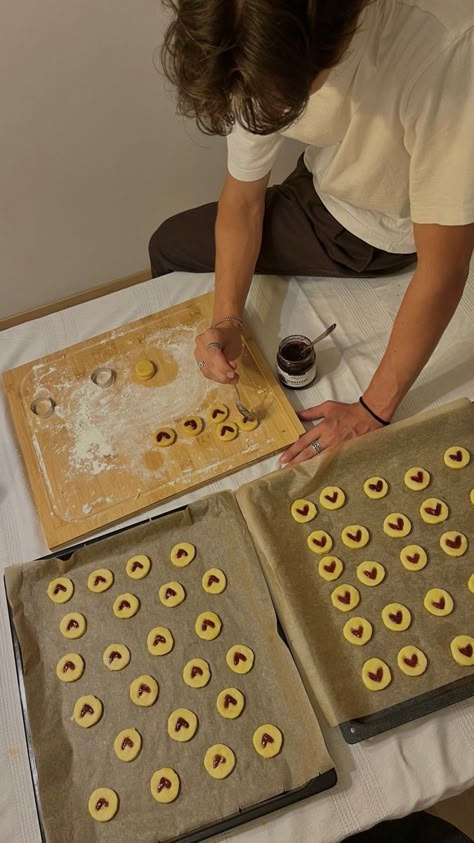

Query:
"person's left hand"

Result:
[[279, 400, 383, 467]]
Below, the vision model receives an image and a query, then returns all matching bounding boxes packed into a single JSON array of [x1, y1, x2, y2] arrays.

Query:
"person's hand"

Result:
[[279, 400, 383, 466], [194, 323, 243, 384]]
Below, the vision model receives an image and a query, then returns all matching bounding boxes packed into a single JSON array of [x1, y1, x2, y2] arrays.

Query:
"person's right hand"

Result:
[[194, 322, 243, 384]]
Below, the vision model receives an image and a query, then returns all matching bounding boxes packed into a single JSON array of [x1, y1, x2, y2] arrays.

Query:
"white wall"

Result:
[[0, 0, 301, 319]]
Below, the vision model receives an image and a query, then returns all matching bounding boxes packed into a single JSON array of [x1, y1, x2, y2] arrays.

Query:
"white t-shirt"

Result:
[[227, 0, 474, 253]]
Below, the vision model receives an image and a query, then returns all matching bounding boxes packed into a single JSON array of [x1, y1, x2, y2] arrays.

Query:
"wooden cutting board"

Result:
[[2, 292, 304, 548]]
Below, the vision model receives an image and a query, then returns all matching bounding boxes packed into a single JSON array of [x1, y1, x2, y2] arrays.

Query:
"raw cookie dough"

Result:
[[356, 561, 386, 587], [60, 612, 87, 640], [129, 675, 159, 707], [170, 542, 196, 567], [204, 744, 236, 779], [363, 477, 389, 499], [88, 788, 119, 822], [341, 525, 370, 550], [202, 568, 227, 594], [72, 694, 103, 728], [147, 626, 174, 656], [397, 646, 428, 676], [236, 413, 259, 431], [444, 446, 470, 469], [319, 486, 346, 511], [470, 489, 474, 505], [208, 402, 229, 423], [420, 498, 449, 525], [318, 556, 344, 582], [168, 708, 198, 742], [253, 725, 283, 758], [440, 531, 468, 557], [88, 568, 114, 592], [152, 427, 176, 448], [331, 584, 360, 613], [113, 593, 140, 619], [382, 603, 412, 631], [56, 653, 85, 682], [362, 658, 392, 691], [217, 421, 239, 441], [216, 688, 245, 719], [400, 545, 428, 571], [291, 499, 317, 524], [343, 617, 373, 646], [135, 359, 156, 381], [159, 581, 186, 607], [404, 467, 431, 491], [450, 635, 474, 666], [195, 611, 222, 640], [150, 768, 180, 803], [183, 658, 211, 688], [103, 644, 131, 671], [383, 513, 412, 539], [226, 644, 254, 674], [114, 728, 142, 762], [48, 577, 74, 604], [180, 415, 204, 437], [468, 574, 474, 594], [125, 554, 151, 579], [424, 588, 454, 617], [307, 530, 333, 554]]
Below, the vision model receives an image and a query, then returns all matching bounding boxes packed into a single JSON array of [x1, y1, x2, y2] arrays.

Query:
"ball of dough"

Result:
[[170, 542, 196, 567], [202, 568, 227, 594], [290, 499, 317, 523], [195, 611, 222, 640], [159, 581, 186, 607], [341, 525, 370, 549], [450, 635, 474, 666], [382, 603, 411, 631], [183, 658, 211, 688], [87, 568, 114, 592], [48, 577, 74, 604], [423, 588, 454, 617], [318, 556, 344, 582], [113, 593, 140, 619], [60, 612, 87, 640], [217, 421, 239, 441], [103, 644, 131, 671], [253, 724, 283, 758], [204, 744, 236, 779], [307, 530, 333, 554], [440, 531, 468, 557], [400, 545, 428, 571], [236, 414, 259, 431], [362, 658, 392, 691], [331, 584, 360, 613], [397, 646, 428, 676], [363, 477, 389, 499], [208, 403, 229, 423], [147, 626, 174, 656], [356, 561, 386, 587], [56, 653, 85, 682], [468, 574, 474, 594], [404, 467, 431, 491], [114, 728, 142, 762], [88, 788, 119, 822], [319, 486, 346, 511], [444, 446, 470, 469], [383, 513, 412, 538], [125, 555, 151, 580], [226, 644, 254, 674], [343, 617, 373, 646], [152, 427, 176, 448], [129, 675, 158, 707], [216, 688, 245, 719], [167, 708, 198, 742], [180, 416, 204, 437], [135, 359, 156, 381], [420, 498, 449, 524], [150, 768, 180, 803], [72, 695, 103, 728]]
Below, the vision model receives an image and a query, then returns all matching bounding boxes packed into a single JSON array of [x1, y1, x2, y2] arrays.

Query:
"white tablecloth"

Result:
[[1, 268, 474, 843]]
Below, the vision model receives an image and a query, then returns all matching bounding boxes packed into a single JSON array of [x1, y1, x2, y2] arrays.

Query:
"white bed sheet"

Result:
[[1, 268, 473, 843]]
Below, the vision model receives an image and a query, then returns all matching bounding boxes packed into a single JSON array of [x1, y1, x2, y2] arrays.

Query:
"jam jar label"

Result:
[[277, 360, 317, 389]]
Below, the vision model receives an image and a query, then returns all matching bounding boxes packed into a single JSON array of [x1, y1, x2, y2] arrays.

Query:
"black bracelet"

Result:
[[359, 396, 390, 427]]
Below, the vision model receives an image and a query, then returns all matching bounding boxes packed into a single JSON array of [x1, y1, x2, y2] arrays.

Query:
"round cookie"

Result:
[[356, 561, 385, 587], [103, 644, 131, 671], [135, 359, 156, 381], [404, 467, 431, 491], [183, 658, 211, 688], [48, 577, 74, 604], [217, 421, 239, 442], [204, 744, 236, 779], [180, 415, 204, 437], [159, 582, 186, 607], [470, 489, 474, 505], [318, 556, 344, 582], [168, 708, 198, 742], [147, 626, 174, 656], [424, 588, 454, 617], [468, 574, 474, 594], [397, 646, 428, 676], [253, 725, 283, 758], [362, 658, 392, 691], [331, 584, 360, 613], [290, 499, 317, 524], [60, 612, 87, 640], [129, 675, 159, 707], [152, 427, 176, 448], [400, 545, 428, 571], [319, 486, 346, 511], [341, 525, 370, 549], [440, 531, 468, 557], [88, 788, 118, 822], [363, 477, 389, 499], [114, 728, 142, 762], [343, 617, 373, 646], [226, 644, 254, 674], [73, 695, 103, 728], [150, 768, 180, 803], [202, 568, 227, 594], [208, 403, 229, 424], [450, 635, 474, 666], [170, 542, 196, 567], [216, 688, 245, 719], [113, 593, 140, 619], [236, 414, 259, 432], [382, 603, 411, 631], [383, 513, 412, 538], [125, 555, 151, 580], [307, 530, 333, 554], [56, 653, 85, 682], [195, 611, 222, 640], [444, 446, 470, 469], [88, 568, 114, 592], [420, 498, 449, 525]]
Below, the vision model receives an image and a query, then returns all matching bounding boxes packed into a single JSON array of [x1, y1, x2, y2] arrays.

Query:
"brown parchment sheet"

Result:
[[5, 492, 333, 843], [236, 399, 474, 727]]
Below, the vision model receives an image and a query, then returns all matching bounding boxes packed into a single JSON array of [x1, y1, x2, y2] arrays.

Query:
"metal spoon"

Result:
[[298, 322, 337, 357], [233, 384, 256, 422]]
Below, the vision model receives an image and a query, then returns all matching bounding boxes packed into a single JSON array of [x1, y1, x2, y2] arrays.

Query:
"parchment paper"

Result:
[[237, 399, 474, 726], [5, 492, 333, 843]]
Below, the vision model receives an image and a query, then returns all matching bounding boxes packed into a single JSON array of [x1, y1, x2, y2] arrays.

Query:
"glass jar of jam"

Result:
[[277, 335, 317, 389]]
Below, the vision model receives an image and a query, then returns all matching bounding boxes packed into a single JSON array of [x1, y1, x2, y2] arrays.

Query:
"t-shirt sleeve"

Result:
[[404, 30, 474, 226], [227, 121, 285, 182]]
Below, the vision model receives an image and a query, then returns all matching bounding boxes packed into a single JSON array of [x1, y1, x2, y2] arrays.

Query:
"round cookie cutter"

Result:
[[30, 396, 56, 419], [90, 366, 116, 388]]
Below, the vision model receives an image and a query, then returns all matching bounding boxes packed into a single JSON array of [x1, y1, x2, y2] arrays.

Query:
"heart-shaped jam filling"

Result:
[[121, 737, 134, 750], [363, 568, 377, 580], [207, 575, 220, 586], [389, 611, 403, 624], [432, 597, 446, 610], [410, 471, 424, 483], [446, 535, 462, 549], [95, 798, 109, 811], [403, 654, 418, 667], [389, 517, 405, 531], [138, 683, 151, 696], [53, 583, 67, 594], [201, 618, 216, 631], [425, 503, 442, 516], [224, 694, 237, 708], [406, 553, 420, 564], [233, 652, 247, 665], [165, 588, 177, 599], [324, 561, 336, 573], [261, 733, 275, 748], [80, 704, 94, 718], [338, 591, 351, 605], [325, 492, 338, 503], [184, 419, 198, 430], [119, 600, 131, 611], [348, 529, 362, 542], [312, 536, 327, 548], [131, 561, 143, 571], [175, 717, 189, 731], [460, 644, 473, 658], [369, 480, 383, 492], [67, 619, 79, 630], [108, 650, 122, 663], [62, 660, 76, 672], [153, 635, 166, 646], [220, 425, 234, 435], [212, 409, 225, 419], [297, 504, 309, 516], [368, 667, 384, 683], [213, 754, 226, 768], [351, 626, 364, 638], [176, 548, 188, 558], [158, 777, 172, 792], [191, 665, 203, 677], [94, 575, 106, 585], [449, 450, 463, 462], [156, 431, 171, 442]]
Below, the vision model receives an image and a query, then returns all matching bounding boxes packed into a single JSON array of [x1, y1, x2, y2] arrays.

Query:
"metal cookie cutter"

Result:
[[30, 396, 56, 419], [90, 366, 116, 388]]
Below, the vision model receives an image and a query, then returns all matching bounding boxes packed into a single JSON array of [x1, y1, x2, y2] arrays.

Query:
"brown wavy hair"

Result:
[[161, 0, 369, 135]]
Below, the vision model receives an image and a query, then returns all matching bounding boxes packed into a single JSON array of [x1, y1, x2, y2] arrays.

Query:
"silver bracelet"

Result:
[[210, 316, 243, 329]]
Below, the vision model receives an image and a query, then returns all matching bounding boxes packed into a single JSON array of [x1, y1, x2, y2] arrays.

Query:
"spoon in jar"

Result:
[[297, 323, 337, 357]]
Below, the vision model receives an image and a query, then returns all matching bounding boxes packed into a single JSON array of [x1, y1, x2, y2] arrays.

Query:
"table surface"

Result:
[[1, 269, 474, 843]]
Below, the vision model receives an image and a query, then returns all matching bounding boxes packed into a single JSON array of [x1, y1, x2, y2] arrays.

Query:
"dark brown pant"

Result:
[[149, 155, 416, 279]]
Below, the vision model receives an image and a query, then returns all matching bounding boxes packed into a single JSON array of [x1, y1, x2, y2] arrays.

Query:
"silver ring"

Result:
[[311, 440, 323, 454], [206, 342, 223, 351], [198, 360, 206, 370]]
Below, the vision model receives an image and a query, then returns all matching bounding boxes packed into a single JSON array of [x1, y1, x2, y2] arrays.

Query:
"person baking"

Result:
[[149, 0, 474, 465]]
